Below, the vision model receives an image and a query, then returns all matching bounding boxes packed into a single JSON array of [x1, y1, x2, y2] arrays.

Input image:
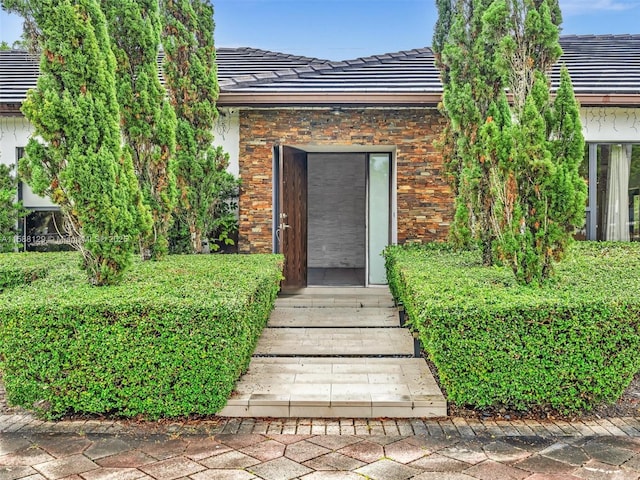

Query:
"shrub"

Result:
[[385, 242, 640, 412], [162, 0, 239, 254], [17, 0, 144, 285], [0, 253, 60, 291], [0, 252, 283, 419]]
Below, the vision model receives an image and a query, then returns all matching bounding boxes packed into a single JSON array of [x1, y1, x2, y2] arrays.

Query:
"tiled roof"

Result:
[[0, 47, 330, 104], [216, 47, 331, 87], [1, 35, 639, 106], [224, 35, 640, 96], [222, 48, 441, 93], [552, 34, 640, 94], [0, 50, 39, 104]]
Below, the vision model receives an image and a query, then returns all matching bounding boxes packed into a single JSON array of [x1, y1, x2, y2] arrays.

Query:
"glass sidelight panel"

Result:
[[368, 153, 390, 284]]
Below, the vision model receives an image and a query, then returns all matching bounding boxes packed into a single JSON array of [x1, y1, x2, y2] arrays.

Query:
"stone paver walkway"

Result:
[[3, 427, 640, 480], [219, 288, 446, 418], [3, 397, 640, 479]]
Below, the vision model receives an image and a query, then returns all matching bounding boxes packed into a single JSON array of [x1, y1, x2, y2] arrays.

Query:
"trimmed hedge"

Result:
[[0, 252, 283, 419], [385, 242, 640, 412], [0, 252, 64, 292]]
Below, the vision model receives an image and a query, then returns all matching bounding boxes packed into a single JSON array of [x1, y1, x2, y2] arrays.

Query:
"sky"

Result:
[[1, 0, 639, 61]]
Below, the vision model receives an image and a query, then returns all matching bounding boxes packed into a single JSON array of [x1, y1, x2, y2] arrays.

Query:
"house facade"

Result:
[[1, 35, 639, 288]]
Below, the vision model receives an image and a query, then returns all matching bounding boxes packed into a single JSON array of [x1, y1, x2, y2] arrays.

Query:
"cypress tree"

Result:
[[161, 0, 237, 254], [436, 0, 586, 284], [493, 69, 586, 284], [478, 92, 513, 247], [101, 0, 177, 259], [433, 0, 505, 265], [488, 1, 586, 284], [547, 66, 588, 247], [489, 0, 562, 115], [17, 0, 143, 285]]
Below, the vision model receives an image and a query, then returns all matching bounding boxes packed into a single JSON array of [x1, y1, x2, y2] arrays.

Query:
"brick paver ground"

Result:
[[3, 369, 640, 478], [2, 415, 640, 479]]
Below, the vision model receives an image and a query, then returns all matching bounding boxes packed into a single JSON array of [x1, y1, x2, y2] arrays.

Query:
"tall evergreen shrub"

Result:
[[15, 0, 143, 285], [161, 0, 238, 254], [101, 0, 178, 259]]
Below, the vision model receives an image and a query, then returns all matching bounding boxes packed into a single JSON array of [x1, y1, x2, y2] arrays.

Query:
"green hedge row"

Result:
[[0, 252, 283, 419], [385, 242, 640, 412], [0, 252, 62, 292]]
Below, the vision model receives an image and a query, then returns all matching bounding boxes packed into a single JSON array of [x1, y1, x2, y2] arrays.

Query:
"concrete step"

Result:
[[280, 287, 394, 296], [277, 287, 395, 309], [221, 286, 448, 418], [269, 307, 399, 328], [219, 357, 446, 418], [253, 327, 415, 356], [276, 295, 395, 308]]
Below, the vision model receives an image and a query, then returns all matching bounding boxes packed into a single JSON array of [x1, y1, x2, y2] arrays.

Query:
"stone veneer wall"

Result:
[[238, 108, 452, 254]]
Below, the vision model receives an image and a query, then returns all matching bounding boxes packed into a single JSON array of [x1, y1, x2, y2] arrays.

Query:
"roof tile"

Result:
[[1, 35, 639, 105]]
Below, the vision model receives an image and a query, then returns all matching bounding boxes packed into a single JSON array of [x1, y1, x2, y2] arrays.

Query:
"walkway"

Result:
[[219, 287, 447, 418], [3, 422, 640, 480], [3, 389, 640, 478]]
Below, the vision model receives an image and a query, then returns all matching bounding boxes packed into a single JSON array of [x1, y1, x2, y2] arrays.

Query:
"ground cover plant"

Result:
[[0, 252, 283, 419], [385, 242, 640, 412]]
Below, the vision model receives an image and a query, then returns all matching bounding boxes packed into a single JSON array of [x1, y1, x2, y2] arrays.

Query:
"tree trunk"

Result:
[[190, 223, 202, 254]]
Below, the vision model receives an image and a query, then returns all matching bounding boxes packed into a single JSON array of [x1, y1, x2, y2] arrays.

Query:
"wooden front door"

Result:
[[278, 146, 308, 289]]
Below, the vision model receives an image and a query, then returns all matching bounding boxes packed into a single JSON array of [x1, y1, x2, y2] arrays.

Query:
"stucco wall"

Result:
[[0, 113, 240, 208], [581, 107, 640, 143], [237, 108, 451, 254], [0, 116, 32, 168], [0, 115, 55, 208], [215, 108, 240, 177]]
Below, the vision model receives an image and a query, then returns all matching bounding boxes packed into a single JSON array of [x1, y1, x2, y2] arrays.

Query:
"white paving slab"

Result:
[[220, 358, 446, 418], [280, 287, 394, 296], [269, 307, 398, 327], [276, 289, 395, 308], [220, 287, 446, 418], [275, 296, 396, 308], [254, 327, 415, 356]]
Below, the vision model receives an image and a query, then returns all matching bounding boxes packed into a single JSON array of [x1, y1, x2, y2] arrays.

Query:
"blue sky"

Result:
[[1, 0, 639, 60]]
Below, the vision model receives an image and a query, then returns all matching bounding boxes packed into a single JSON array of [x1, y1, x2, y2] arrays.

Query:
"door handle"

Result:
[[276, 223, 290, 242], [278, 223, 291, 237], [276, 213, 289, 242], [279, 212, 290, 232]]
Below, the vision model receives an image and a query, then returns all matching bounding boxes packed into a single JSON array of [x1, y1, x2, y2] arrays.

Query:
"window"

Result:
[[16, 147, 73, 251], [24, 210, 73, 252], [368, 153, 391, 284], [582, 144, 640, 241]]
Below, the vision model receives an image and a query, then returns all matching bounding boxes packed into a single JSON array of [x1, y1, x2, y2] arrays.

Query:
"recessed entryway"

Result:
[[275, 146, 394, 289], [308, 153, 366, 287]]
